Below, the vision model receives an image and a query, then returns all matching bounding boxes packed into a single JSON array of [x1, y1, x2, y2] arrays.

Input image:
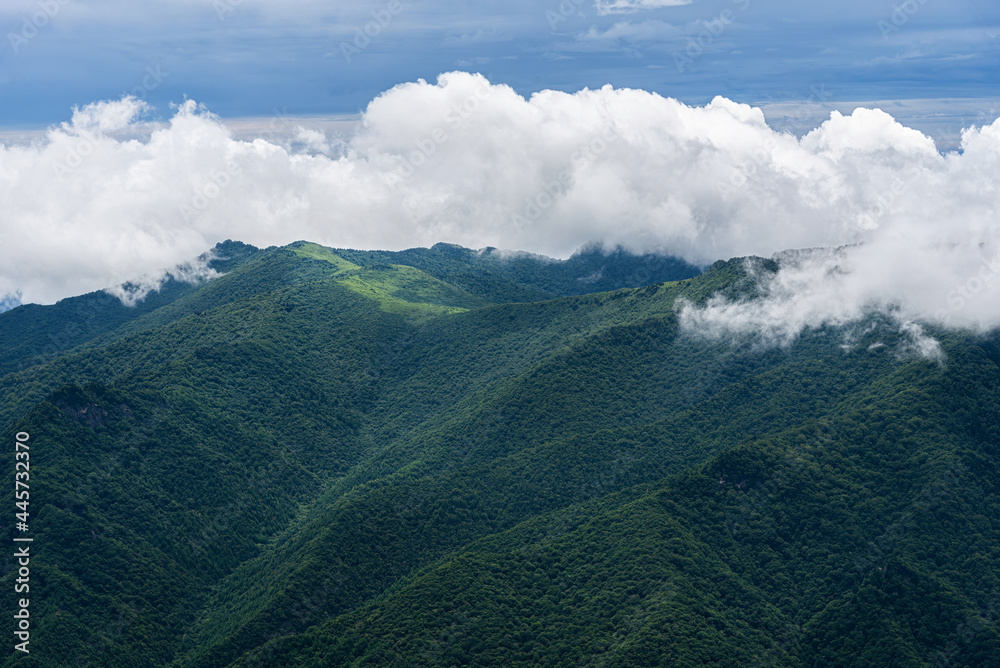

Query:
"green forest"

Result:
[[1, 240, 998, 666]]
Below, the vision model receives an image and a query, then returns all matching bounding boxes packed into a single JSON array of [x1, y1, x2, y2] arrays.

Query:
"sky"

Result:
[[1, 0, 999, 348], [1, 0, 997, 137]]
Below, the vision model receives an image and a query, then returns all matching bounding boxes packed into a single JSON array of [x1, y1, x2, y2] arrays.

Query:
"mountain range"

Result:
[[2, 240, 998, 667]]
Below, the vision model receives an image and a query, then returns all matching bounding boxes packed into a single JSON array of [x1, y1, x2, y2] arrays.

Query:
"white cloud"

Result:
[[105, 252, 221, 307], [67, 97, 150, 133], [595, 0, 693, 15], [675, 252, 951, 359], [676, 110, 1000, 348], [0, 71, 999, 351]]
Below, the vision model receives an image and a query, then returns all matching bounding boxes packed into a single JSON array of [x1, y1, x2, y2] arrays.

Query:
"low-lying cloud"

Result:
[[0, 71, 998, 344], [675, 252, 949, 359]]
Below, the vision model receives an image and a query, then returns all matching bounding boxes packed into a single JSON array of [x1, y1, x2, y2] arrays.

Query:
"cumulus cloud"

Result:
[[675, 109, 1000, 351], [0, 71, 999, 349], [68, 97, 151, 133]]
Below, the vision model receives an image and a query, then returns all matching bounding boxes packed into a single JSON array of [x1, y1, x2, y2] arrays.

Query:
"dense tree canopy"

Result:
[[2, 241, 997, 667]]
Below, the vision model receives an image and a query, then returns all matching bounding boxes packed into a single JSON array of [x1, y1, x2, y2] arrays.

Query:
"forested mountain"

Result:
[[2, 241, 998, 667]]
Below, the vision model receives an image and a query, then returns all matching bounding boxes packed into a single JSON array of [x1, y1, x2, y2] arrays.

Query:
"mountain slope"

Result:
[[0, 241, 260, 378], [1, 241, 998, 667], [228, 337, 1000, 667], [0, 240, 701, 667], [328, 241, 702, 302]]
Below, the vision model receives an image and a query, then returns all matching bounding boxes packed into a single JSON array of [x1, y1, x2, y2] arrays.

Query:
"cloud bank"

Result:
[[0, 72, 999, 343]]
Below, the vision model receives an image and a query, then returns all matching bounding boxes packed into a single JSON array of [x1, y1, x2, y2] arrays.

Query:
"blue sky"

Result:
[[1, 0, 997, 138]]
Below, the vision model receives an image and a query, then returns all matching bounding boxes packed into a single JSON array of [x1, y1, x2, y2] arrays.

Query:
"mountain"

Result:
[[1, 241, 998, 667]]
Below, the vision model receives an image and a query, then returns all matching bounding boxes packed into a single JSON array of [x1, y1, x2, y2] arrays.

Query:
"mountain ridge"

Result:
[[2, 240, 997, 667]]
